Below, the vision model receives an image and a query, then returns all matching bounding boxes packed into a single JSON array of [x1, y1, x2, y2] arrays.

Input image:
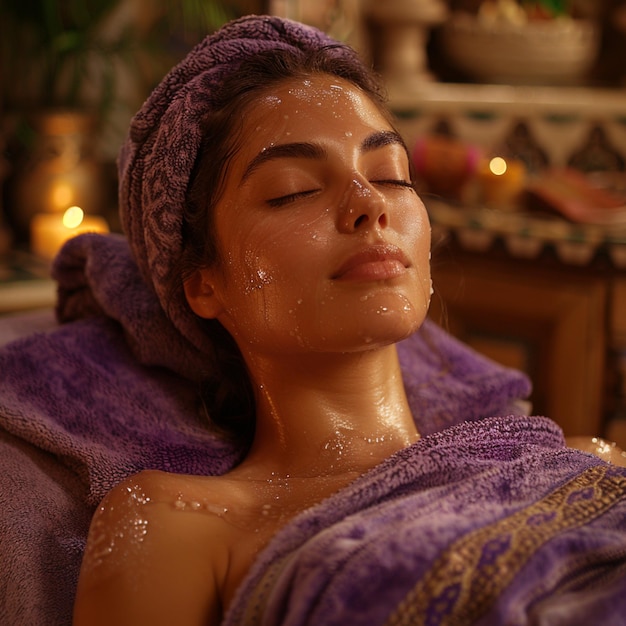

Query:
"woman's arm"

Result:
[[73, 471, 225, 626]]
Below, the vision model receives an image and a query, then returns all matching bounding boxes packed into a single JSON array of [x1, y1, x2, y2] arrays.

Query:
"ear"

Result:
[[183, 268, 225, 319]]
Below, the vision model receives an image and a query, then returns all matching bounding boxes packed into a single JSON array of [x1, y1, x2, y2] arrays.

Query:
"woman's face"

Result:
[[188, 74, 431, 357]]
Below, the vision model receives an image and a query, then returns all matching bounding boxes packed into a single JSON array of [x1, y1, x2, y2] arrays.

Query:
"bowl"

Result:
[[441, 12, 599, 86]]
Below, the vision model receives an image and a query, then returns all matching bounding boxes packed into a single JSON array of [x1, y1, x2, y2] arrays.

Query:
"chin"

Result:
[[368, 318, 424, 348], [336, 307, 427, 352]]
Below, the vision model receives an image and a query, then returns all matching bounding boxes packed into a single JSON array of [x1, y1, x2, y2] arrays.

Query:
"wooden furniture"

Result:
[[391, 83, 626, 441], [428, 237, 615, 437]]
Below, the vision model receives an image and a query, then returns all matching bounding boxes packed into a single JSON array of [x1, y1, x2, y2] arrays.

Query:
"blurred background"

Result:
[[2, 0, 626, 443], [2, 0, 625, 247]]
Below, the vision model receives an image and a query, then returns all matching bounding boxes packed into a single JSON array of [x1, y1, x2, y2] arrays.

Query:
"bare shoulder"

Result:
[[81, 469, 232, 564], [74, 470, 233, 626]]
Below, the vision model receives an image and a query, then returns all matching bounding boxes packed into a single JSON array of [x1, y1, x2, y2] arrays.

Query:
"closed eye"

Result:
[[372, 179, 414, 189], [267, 189, 320, 208]]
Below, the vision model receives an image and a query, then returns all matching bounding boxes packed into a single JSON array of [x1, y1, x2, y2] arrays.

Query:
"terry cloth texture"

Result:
[[0, 232, 530, 624], [223, 417, 626, 626]]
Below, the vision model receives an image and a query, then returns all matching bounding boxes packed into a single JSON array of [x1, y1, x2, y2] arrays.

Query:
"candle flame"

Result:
[[62, 206, 85, 229], [489, 157, 508, 176]]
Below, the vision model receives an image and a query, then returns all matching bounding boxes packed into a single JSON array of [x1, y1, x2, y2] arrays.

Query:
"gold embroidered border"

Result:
[[235, 550, 297, 626], [386, 465, 626, 626]]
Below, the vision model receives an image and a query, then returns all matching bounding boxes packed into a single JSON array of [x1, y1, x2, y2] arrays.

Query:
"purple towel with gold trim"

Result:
[[224, 416, 626, 626], [0, 231, 533, 624]]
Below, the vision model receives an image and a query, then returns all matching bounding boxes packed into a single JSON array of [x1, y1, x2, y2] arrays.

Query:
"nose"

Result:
[[337, 176, 388, 233]]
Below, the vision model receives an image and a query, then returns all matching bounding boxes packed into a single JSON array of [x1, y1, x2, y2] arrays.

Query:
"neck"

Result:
[[234, 344, 419, 479]]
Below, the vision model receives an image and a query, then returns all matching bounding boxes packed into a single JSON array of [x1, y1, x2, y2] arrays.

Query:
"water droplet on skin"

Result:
[[257, 268, 272, 283], [85, 486, 152, 569], [132, 518, 148, 541], [345, 131, 353, 137], [206, 504, 228, 517], [173, 495, 227, 518], [126, 484, 151, 504]]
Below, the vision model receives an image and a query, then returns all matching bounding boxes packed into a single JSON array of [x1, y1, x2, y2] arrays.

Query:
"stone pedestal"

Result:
[[364, 0, 448, 94]]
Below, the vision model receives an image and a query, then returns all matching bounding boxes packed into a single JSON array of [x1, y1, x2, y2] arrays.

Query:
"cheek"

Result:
[[218, 223, 321, 340], [396, 196, 431, 263], [415, 210, 433, 303], [395, 198, 433, 309], [232, 207, 331, 283], [223, 231, 286, 301]]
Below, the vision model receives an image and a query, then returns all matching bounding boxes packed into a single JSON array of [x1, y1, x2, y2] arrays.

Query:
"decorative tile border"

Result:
[[392, 83, 626, 172], [428, 200, 626, 267], [392, 83, 626, 266]]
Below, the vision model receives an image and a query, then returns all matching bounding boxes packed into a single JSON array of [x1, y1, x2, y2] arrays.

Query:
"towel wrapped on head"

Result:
[[119, 15, 356, 362]]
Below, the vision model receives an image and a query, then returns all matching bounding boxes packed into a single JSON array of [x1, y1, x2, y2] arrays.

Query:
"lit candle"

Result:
[[478, 156, 527, 209], [30, 206, 109, 259]]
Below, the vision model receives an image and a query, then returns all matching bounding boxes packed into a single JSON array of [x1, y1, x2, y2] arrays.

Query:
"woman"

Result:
[[73, 15, 626, 626], [74, 15, 431, 625]]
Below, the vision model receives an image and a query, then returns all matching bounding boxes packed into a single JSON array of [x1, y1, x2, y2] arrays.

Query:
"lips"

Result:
[[332, 245, 410, 281]]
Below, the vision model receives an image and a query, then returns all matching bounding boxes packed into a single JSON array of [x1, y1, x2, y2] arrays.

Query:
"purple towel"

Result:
[[0, 232, 530, 624], [223, 416, 626, 626], [0, 14, 537, 624], [52, 232, 212, 383]]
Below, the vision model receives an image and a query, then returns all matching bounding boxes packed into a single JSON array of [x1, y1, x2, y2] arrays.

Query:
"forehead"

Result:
[[236, 74, 393, 156]]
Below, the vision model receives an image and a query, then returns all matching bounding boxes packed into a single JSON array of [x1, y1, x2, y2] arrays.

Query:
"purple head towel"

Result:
[[118, 15, 354, 357]]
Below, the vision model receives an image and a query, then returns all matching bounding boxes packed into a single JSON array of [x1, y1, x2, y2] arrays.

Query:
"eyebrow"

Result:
[[362, 130, 407, 153], [241, 130, 409, 183], [242, 142, 325, 182]]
